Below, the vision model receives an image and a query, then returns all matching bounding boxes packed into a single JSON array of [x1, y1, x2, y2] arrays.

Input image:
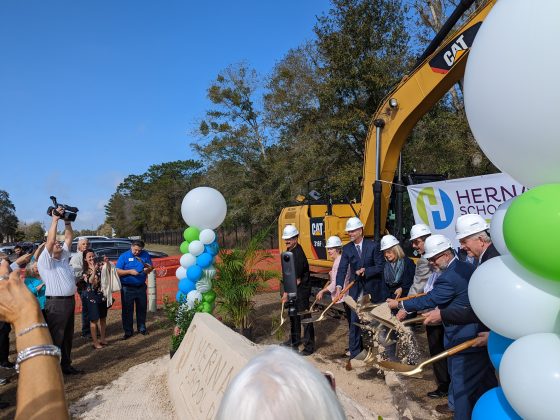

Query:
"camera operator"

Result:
[[37, 206, 84, 375], [81, 250, 108, 349], [280, 225, 314, 356]]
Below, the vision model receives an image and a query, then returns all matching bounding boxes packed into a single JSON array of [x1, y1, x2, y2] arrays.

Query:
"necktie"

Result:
[[356, 244, 362, 258]]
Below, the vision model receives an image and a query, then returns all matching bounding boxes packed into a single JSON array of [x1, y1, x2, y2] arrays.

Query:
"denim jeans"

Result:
[[121, 284, 147, 336]]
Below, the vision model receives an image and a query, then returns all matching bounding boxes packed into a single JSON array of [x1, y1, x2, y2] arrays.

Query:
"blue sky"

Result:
[[0, 0, 331, 230]]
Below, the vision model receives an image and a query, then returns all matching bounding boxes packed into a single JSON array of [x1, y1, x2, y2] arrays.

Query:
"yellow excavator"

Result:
[[278, 0, 495, 272]]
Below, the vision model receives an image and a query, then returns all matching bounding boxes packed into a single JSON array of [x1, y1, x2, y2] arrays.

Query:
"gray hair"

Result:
[[216, 346, 346, 420], [466, 231, 492, 243]]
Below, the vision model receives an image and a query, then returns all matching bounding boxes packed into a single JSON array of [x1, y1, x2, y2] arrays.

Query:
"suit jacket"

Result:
[[408, 257, 431, 295], [383, 256, 415, 298], [336, 238, 385, 302], [403, 258, 485, 350], [440, 243, 500, 325]]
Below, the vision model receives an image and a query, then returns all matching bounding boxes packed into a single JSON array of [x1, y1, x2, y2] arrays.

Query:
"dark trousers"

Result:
[[289, 286, 314, 352], [449, 350, 498, 420], [79, 291, 90, 336], [121, 284, 147, 336], [44, 297, 75, 369], [426, 324, 450, 391], [348, 308, 363, 358], [0, 322, 11, 363]]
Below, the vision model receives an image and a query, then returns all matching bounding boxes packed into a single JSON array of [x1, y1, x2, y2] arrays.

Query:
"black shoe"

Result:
[[299, 349, 314, 356], [122, 334, 133, 340], [62, 366, 84, 375], [435, 404, 454, 414], [427, 389, 448, 398], [0, 401, 10, 409], [81, 333, 92, 339], [138, 329, 148, 335], [0, 361, 14, 369]]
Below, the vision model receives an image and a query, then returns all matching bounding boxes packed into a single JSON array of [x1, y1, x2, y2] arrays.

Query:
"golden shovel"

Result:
[[301, 281, 355, 324], [270, 301, 286, 336], [297, 279, 332, 316], [377, 337, 478, 376]]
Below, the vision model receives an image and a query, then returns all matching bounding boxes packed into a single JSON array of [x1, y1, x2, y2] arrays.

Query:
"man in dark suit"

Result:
[[335, 217, 384, 365], [388, 234, 497, 420]]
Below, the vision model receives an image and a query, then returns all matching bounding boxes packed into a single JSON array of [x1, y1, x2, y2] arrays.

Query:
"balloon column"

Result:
[[175, 187, 226, 315], [464, 1, 560, 418]]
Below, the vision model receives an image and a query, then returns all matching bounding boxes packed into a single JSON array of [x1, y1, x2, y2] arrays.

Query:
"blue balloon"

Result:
[[488, 331, 514, 370], [178, 277, 196, 294], [472, 387, 521, 420], [197, 252, 213, 269], [176, 290, 187, 302], [205, 241, 219, 256], [187, 265, 203, 282]]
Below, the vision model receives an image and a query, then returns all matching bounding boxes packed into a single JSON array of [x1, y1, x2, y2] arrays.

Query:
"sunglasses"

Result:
[[427, 252, 444, 263]]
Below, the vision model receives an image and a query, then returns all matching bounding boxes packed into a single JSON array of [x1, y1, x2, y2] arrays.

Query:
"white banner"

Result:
[[407, 173, 526, 244]]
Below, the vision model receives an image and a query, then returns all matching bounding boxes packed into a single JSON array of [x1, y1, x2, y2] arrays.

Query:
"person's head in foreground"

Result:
[[216, 346, 346, 420]]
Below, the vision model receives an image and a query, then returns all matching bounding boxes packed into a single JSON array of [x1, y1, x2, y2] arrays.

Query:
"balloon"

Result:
[[179, 240, 190, 255], [178, 278, 196, 295], [489, 198, 514, 255], [468, 255, 560, 339], [175, 266, 186, 281], [183, 226, 200, 242], [500, 333, 560, 420], [202, 290, 216, 304], [196, 276, 212, 293], [196, 252, 213, 269], [186, 290, 203, 309], [201, 301, 213, 313], [205, 242, 219, 257], [472, 387, 521, 420], [175, 291, 187, 303], [199, 229, 216, 245], [181, 187, 227, 229], [503, 184, 560, 281], [188, 240, 204, 257], [186, 265, 203, 282], [180, 253, 196, 269], [487, 331, 514, 371], [203, 265, 216, 281], [464, 0, 560, 188]]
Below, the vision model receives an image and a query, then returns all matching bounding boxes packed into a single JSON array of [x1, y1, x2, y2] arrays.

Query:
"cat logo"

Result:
[[429, 23, 482, 74], [312, 222, 324, 236]]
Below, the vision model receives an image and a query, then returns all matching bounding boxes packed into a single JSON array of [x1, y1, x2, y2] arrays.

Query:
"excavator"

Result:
[[278, 0, 495, 272]]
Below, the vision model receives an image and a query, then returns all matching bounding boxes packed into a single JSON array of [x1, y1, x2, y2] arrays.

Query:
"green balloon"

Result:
[[184, 227, 200, 242], [201, 302, 212, 313], [196, 303, 204, 312], [202, 290, 216, 304], [179, 240, 190, 254], [504, 184, 560, 281]]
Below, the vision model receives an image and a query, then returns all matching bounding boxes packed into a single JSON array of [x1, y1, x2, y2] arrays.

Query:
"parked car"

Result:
[[94, 247, 168, 260], [71, 239, 132, 254]]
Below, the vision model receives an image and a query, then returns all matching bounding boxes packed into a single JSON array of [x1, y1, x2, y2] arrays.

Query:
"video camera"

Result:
[[281, 251, 298, 317], [47, 196, 79, 222]]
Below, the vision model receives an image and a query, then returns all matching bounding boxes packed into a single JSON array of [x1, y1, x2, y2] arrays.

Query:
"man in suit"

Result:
[[335, 217, 384, 366], [388, 234, 497, 420]]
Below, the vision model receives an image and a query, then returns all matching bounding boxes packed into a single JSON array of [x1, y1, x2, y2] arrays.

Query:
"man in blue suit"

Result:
[[388, 234, 497, 420], [335, 217, 384, 366]]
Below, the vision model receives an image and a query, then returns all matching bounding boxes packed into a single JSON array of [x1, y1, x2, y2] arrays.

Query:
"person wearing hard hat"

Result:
[[280, 225, 315, 356], [387, 234, 497, 419], [379, 235, 414, 300], [335, 217, 384, 368], [408, 224, 433, 295]]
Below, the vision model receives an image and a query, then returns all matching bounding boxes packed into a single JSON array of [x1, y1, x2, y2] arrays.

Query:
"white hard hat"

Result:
[[345, 217, 364, 232], [423, 234, 453, 259], [281, 224, 299, 239], [380, 235, 400, 251], [325, 236, 343, 248], [455, 214, 489, 240], [410, 224, 432, 241]]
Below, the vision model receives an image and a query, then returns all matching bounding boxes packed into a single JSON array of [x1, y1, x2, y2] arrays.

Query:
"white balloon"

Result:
[[181, 187, 227, 229], [464, 0, 560, 187], [186, 290, 203, 309], [188, 240, 204, 257], [203, 265, 216, 281], [469, 255, 560, 339], [180, 253, 196, 269], [196, 277, 212, 293], [199, 229, 216, 245], [489, 198, 515, 255], [500, 333, 560, 420], [175, 266, 186, 280]]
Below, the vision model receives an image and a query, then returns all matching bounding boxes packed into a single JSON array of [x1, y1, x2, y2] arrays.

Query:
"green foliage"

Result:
[[0, 190, 19, 243], [18, 222, 44, 242], [213, 229, 279, 329], [163, 295, 197, 352]]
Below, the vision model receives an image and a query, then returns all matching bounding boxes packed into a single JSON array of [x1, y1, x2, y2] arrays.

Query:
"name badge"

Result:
[[129, 258, 134, 262]]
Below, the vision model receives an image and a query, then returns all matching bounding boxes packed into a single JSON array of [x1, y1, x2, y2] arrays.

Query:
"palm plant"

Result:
[[214, 228, 278, 330]]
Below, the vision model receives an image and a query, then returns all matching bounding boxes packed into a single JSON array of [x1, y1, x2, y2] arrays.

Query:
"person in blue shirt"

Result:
[[116, 240, 153, 340]]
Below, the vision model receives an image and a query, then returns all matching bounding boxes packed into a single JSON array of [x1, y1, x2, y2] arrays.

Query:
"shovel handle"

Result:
[[334, 281, 355, 303], [447, 338, 479, 356], [396, 293, 426, 302]]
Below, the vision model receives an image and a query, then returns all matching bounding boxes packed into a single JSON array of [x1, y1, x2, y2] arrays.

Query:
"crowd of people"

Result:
[[280, 212, 499, 420]]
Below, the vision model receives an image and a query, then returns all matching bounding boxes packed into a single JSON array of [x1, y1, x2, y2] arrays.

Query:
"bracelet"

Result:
[[15, 345, 61, 373], [17, 322, 49, 337]]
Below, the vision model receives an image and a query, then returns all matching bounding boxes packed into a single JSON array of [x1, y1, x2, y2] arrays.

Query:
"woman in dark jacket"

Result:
[[380, 235, 415, 300]]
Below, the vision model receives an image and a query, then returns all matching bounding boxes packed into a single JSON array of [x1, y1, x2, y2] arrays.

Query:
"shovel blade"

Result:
[[301, 315, 324, 324], [377, 360, 423, 376]]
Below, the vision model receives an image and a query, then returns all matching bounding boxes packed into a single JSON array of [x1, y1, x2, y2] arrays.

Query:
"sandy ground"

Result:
[[0, 291, 450, 419]]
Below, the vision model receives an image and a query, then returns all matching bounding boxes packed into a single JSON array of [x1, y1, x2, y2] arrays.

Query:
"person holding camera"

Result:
[[81, 249, 108, 349], [37, 206, 83, 375]]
